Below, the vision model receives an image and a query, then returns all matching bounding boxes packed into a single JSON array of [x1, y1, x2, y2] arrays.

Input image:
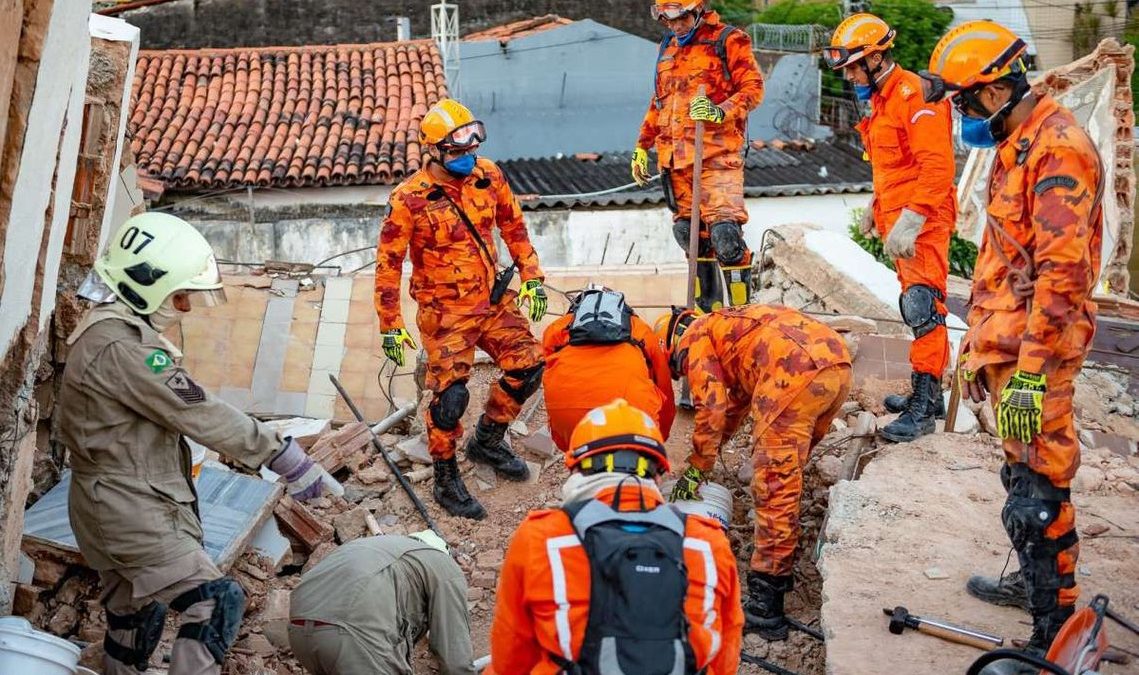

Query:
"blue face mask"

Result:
[[853, 84, 873, 101], [675, 28, 697, 46], [443, 153, 476, 177], [959, 115, 997, 149]]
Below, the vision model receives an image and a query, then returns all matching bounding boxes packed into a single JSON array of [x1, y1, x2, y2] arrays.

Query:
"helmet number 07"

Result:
[[120, 226, 155, 254]]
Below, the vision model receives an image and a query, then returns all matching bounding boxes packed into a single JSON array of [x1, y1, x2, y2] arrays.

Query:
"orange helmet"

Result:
[[566, 399, 670, 477], [823, 13, 895, 70], [652, 306, 697, 379], [921, 20, 1028, 105], [651, 0, 703, 21], [419, 98, 487, 148]]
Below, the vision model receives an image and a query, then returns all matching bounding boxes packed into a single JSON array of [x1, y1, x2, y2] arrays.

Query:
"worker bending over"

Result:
[[542, 285, 675, 450], [657, 305, 851, 640], [923, 20, 1104, 655], [633, 0, 765, 311]]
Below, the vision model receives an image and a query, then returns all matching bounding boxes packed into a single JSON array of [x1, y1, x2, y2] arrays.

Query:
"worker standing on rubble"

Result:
[[632, 0, 765, 312], [486, 399, 743, 674], [824, 14, 957, 443], [288, 531, 476, 674], [656, 305, 851, 641], [541, 285, 676, 451], [922, 20, 1103, 655], [375, 98, 548, 521], [56, 213, 331, 675]]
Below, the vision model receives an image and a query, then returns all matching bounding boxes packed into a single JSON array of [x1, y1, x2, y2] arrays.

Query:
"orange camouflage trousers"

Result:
[[881, 208, 952, 377], [417, 298, 543, 460], [668, 157, 749, 232], [750, 364, 852, 575], [984, 359, 1082, 609]]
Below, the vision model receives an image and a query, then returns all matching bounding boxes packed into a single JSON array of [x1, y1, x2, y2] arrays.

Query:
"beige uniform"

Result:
[[289, 536, 477, 675], [56, 301, 283, 674]]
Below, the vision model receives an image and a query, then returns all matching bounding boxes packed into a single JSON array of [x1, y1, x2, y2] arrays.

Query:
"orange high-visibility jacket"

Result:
[[637, 11, 764, 171], [487, 484, 743, 675], [374, 158, 543, 330], [962, 94, 1103, 375], [680, 305, 851, 472], [856, 66, 957, 225], [541, 313, 676, 451]]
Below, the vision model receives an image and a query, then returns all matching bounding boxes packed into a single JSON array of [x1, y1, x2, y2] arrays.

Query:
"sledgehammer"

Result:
[[885, 606, 1005, 651]]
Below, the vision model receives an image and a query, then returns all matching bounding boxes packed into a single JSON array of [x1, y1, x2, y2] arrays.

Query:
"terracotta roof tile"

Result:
[[129, 40, 447, 193], [463, 15, 573, 43]]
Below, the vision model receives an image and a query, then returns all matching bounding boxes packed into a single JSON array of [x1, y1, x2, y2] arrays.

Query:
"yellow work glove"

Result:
[[380, 328, 417, 367], [669, 465, 706, 502], [517, 279, 548, 322], [996, 370, 1046, 444], [631, 147, 651, 186], [689, 96, 725, 124]]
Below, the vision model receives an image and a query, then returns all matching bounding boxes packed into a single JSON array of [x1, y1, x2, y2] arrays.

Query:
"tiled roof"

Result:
[[128, 40, 447, 193], [501, 140, 874, 209], [463, 15, 574, 42]]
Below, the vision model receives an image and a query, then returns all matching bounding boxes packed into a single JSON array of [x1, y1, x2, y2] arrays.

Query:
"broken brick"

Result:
[[274, 495, 334, 552], [309, 422, 373, 473]]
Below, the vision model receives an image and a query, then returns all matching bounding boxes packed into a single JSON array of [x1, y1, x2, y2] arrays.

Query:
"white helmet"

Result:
[[94, 212, 226, 314]]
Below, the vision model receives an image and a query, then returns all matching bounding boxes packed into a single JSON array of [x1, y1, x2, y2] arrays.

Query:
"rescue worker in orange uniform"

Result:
[[824, 14, 957, 442], [375, 99, 549, 521], [656, 305, 851, 641], [541, 286, 676, 451], [922, 21, 1104, 654], [487, 399, 743, 675], [632, 0, 765, 312]]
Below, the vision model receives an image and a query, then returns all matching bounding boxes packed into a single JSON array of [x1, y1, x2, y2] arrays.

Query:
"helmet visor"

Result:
[[823, 45, 858, 70], [651, 3, 694, 21], [441, 120, 486, 150], [186, 287, 228, 308]]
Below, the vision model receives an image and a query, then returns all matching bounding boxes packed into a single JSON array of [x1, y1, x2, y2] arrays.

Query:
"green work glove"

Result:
[[689, 96, 725, 124], [517, 279, 548, 322], [631, 147, 651, 186], [670, 465, 706, 502], [380, 328, 417, 367], [997, 370, 1046, 444]]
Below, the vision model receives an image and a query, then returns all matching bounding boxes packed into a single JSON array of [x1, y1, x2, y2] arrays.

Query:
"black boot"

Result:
[[695, 258, 724, 314], [465, 416, 530, 481], [743, 572, 793, 641], [1027, 604, 1074, 653], [432, 457, 486, 520], [880, 372, 939, 443], [884, 372, 947, 418], [966, 569, 1030, 611]]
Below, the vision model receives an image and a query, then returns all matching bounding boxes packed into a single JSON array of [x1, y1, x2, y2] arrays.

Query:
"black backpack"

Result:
[[568, 289, 634, 346], [554, 495, 699, 675]]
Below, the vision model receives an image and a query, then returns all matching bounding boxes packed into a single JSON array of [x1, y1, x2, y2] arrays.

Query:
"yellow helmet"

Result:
[[419, 98, 487, 148], [824, 13, 895, 70]]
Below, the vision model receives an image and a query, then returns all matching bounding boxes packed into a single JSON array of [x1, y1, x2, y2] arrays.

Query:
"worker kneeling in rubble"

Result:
[[288, 532, 476, 675], [487, 399, 743, 675], [656, 305, 851, 641], [375, 98, 548, 521], [56, 213, 332, 675], [542, 285, 676, 451], [923, 21, 1104, 656]]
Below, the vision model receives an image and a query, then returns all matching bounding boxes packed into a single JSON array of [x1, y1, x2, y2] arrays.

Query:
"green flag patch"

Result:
[[145, 350, 172, 374]]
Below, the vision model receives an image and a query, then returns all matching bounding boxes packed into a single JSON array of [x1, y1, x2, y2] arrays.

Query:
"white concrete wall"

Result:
[[0, 1, 91, 348]]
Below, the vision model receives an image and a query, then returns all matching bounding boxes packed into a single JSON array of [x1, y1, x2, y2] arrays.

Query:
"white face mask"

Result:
[[148, 295, 187, 333]]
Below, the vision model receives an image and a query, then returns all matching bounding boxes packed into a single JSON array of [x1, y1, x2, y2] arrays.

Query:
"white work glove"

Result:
[[859, 203, 877, 239], [883, 208, 927, 259], [268, 437, 339, 501]]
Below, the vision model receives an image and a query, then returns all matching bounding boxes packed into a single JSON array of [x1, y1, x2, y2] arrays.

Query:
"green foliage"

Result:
[[756, 0, 843, 27], [848, 207, 979, 278], [711, 0, 759, 25], [867, 0, 953, 75]]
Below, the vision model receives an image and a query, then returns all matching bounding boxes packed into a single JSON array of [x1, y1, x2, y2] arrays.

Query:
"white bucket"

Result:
[[661, 480, 733, 529], [0, 616, 81, 675]]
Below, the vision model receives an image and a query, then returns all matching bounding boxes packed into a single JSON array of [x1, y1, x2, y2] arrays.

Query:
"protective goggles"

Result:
[[183, 287, 228, 308], [822, 32, 894, 70], [438, 120, 486, 150], [651, 2, 697, 21], [920, 39, 1027, 104]]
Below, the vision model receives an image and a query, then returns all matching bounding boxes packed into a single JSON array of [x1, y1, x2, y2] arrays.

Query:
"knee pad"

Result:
[[501, 362, 544, 404], [672, 219, 692, 251], [899, 284, 946, 338], [709, 221, 746, 265], [171, 577, 247, 665], [104, 601, 167, 670], [1001, 465, 1078, 612], [429, 380, 470, 431]]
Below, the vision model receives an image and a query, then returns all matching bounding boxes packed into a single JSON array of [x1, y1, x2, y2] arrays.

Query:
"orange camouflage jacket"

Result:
[[678, 305, 851, 472], [856, 66, 957, 223], [963, 94, 1103, 376], [637, 11, 765, 170], [374, 158, 543, 330]]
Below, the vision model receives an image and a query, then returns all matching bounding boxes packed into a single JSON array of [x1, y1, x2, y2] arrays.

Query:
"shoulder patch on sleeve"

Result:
[[145, 349, 173, 374], [909, 108, 936, 124], [165, 371, 206, 404], [1033, 175, 1079, 195], [899, 82, 916, 99]]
